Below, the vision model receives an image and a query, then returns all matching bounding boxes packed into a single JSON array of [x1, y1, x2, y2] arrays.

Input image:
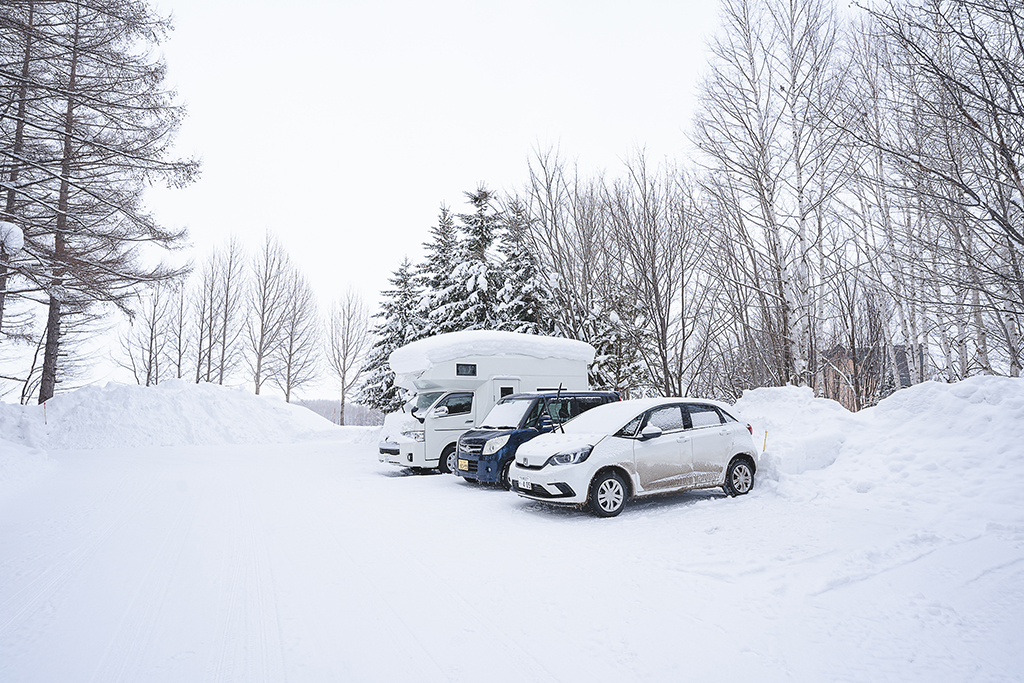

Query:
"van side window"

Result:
[[685, 404, 724, 428], [576, 396, 606, 415], [455, 363, 477, 376], [438, 392, 473, 415], [546, 399, 572, 421]]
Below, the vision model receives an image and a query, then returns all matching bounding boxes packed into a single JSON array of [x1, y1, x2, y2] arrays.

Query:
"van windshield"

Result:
[[414, 391, 445, 413], [479, 398, 534, 430]]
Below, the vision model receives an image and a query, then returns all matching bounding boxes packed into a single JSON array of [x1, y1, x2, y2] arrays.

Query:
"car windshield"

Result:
[[479, 398, 534, 430], [561, 400, 648, 435]]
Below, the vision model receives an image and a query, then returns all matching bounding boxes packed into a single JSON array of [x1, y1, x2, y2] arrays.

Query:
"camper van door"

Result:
[[430, 391, 475, 436], [492, 378, 520, 405]]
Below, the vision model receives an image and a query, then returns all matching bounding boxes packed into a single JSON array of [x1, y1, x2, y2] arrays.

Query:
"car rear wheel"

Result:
[[589, 471, 627, 517], [724, 458, 754, 496], [440, 445, 457, 474]]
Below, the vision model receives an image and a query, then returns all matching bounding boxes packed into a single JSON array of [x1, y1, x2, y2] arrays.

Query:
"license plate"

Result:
[[458, 459, 469, 471], [518, 476, 532, 491]]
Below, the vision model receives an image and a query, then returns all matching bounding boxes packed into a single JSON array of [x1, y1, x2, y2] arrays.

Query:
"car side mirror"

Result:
[[431, 405, 449, 418], [640, 425, 663, 440]]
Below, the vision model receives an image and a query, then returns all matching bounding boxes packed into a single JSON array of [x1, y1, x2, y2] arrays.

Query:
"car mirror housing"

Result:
[[640, 424, 663, 440], [431, 405, 449, 418]]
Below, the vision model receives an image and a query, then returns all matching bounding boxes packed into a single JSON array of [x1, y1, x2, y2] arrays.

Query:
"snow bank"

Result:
[[734, 385, 860, 474], [830, 376, 1024, 504], [0, 380, 377, 451], [734, 376, 1024, 517], [389, 330, 595, 375]]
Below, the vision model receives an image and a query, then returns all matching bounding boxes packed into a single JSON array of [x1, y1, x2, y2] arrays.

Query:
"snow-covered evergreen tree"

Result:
[[495, 198, 554, 334], [414, 206, 465, 336], [448, 186, 504, 330], [355, 259, 422, 413]]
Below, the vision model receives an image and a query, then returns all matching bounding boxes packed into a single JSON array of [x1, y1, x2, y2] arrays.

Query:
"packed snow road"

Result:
[[0, 378, 1022, 682]]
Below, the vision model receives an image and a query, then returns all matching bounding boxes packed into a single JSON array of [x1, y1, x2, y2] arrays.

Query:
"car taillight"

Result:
[[747, 424, 753, 435]]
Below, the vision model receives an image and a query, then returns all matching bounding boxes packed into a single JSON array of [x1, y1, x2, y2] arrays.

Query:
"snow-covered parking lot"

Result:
[[1, 378, 1022, 682]]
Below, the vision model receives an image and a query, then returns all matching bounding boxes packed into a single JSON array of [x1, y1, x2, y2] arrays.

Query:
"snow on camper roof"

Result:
[[389, 330, 596, 375]]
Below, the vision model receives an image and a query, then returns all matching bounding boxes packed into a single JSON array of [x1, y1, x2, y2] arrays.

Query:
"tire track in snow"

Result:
[[0, 471, 157, 648], [303, 486, 563, 683], [87, 484, 205, 683], [206, 468, 286, 683]]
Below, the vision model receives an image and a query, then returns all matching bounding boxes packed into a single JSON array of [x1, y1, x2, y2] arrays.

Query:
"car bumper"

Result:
[[509, 462, 589, 504], [455, 451, 504, 483], [379, 437, 429, 467]]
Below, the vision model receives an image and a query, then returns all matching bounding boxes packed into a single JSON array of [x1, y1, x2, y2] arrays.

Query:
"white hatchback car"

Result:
[[510, 397, 758, 517]]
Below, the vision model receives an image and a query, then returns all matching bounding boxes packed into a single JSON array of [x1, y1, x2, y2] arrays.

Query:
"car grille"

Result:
[[459, 440, 483, 455]]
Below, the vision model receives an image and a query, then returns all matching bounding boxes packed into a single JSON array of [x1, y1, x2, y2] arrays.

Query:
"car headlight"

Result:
[[482, 434, 510, 455], [402, 430, 425, 442], [546, 445, 593, 466]]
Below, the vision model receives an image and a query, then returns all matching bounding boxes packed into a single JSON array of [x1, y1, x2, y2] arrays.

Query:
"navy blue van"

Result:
[[454, 391, 620, 488]]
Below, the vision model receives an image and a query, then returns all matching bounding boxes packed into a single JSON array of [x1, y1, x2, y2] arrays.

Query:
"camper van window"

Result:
[[437, 392, 473, 416], [414, 391, 445, 414], [455, 363, 477, 376]]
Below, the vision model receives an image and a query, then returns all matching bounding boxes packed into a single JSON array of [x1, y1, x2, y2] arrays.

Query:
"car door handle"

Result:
[[719, 429, 729, 435], [676, 436, 690, 443]]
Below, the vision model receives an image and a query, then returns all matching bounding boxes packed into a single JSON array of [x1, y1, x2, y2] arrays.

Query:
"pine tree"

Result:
[[414, 206, 464, 336], [495, 198, 553, 334], [356, 259, 422, 413], [449, 185, 503, 330]]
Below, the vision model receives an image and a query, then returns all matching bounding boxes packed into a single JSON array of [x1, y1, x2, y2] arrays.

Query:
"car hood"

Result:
[[516, 432, 606, 463]]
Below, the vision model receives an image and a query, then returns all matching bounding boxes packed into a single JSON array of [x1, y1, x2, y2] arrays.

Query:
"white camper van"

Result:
[[378, 331, 596, 474]]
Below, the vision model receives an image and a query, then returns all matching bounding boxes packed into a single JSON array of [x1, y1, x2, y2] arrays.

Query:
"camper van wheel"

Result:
[[440, 445, 457, 474], [499, 460, 513, 490]]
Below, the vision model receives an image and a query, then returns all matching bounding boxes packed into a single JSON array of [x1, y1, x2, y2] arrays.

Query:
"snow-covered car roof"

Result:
[[389, 330, 596, 375], [561, 396, 737, 434]]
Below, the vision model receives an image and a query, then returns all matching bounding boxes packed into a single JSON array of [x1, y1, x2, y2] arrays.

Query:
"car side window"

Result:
[[645, 405, 685, 433], [686, 404, 723, 428], [616, 415, 643, 438], [438, 392, 473, 416]]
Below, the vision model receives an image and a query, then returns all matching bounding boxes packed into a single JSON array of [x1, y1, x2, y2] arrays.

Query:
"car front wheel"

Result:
[[499, 459, 513, 490], [724, 458, 754, 496], [589, 471, 627, 517], [440, 446, 457, 474]]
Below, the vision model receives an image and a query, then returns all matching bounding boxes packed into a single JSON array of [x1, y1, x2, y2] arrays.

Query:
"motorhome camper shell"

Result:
[[378, 331, 596, 472]]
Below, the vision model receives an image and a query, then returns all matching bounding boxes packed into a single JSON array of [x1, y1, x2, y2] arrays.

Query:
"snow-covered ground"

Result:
[[0, 378, 1021, 682]]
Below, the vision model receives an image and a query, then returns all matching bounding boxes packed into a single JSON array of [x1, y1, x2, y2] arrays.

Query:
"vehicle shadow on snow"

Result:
[[378, 467, 445, 478], [515, 488, 729, 519]]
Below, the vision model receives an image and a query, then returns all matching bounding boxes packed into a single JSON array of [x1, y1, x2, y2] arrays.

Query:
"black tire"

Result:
[[723, 457, 754, 496], [499, 459, 513, 490], [439, 445, 457, 474], [589, 470, 628, 517]]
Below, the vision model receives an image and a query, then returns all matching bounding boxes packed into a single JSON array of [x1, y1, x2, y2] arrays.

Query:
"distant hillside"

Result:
[[295, 399, 383, 426]]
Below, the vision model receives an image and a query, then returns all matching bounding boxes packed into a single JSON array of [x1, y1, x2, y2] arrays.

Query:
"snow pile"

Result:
[[734, 384, 860, 474], [0, 380, 374, 451], [389, 330, 595, 375], [828, 376, 1024, 505]]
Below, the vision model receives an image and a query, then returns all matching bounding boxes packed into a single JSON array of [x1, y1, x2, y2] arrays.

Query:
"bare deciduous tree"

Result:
[[273, 269, 319, 402], [327, 288, 370, 425]]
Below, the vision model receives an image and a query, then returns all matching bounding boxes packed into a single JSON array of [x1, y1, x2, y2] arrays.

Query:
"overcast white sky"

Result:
[[144, 0, 721, 308]]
